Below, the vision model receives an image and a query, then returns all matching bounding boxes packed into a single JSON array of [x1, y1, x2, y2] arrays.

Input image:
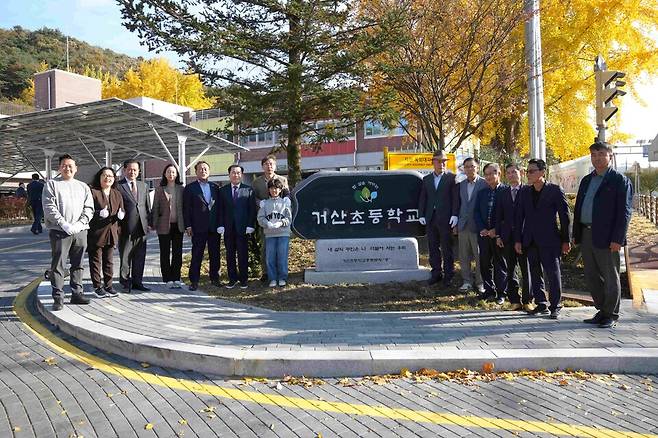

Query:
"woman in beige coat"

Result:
[[151, 164, 185, 288]]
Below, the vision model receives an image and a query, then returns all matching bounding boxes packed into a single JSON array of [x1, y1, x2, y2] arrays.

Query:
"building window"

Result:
[[364, 119, 407, 138]]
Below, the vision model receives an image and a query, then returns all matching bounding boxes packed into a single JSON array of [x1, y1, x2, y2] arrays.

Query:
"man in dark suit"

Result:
[[574, 141, 633, 328], [217, 164, 256, 289], [183, 161, 221, 291], [495, 163, 536, 312], [474, 163, 508, 304], [418, 150, 459, 286], [514, 158, 571, 319], [27, 173, 45, 234], [117, 159, 152, 292]]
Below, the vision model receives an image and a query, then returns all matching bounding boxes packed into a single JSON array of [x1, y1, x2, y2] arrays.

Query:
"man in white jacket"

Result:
[[42, 154, 95, 311]]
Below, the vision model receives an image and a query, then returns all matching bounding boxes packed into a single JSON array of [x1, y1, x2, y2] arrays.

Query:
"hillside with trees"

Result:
[[0, 26, 142, 102]]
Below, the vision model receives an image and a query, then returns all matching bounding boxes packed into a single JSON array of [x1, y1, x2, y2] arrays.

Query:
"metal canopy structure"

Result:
[[0, 98, 246, 180]]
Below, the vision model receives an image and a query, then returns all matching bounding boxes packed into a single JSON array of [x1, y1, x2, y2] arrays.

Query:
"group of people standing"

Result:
[[42, 153, 291, 311], [418, 141, 633, 327]]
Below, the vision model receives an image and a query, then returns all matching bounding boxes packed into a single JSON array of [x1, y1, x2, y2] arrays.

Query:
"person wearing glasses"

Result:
[[573, 141, 633, 328], [418, 150, 460, 286], [514, 158, 571, 319], [88, 167, 124, 298]]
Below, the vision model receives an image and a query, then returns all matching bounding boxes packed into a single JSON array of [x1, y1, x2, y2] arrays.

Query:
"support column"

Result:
[[44, 150, 56, 181], [104, 142, 114, 168], [177, 134, 187, 185]]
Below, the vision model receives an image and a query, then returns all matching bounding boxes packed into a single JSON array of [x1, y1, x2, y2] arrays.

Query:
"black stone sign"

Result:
[[291, 171, 424, 239]]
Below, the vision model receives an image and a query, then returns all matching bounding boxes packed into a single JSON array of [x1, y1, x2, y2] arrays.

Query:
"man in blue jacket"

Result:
[[514, 159, 571, 319], [573, 141, 633, 328], [474, 163, 507, 304]]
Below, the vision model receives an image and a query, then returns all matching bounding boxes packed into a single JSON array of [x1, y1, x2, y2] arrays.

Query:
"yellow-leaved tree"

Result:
[[85, 58, 214, 109], [481, 0, 658, 161]]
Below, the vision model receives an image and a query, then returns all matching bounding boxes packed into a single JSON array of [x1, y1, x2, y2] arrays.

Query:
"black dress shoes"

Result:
[[583, 312, 603, 324], [598, 317, 617, 328], [132, 284, 151, 292], [189, 283, 198, 291], [70, 293, 90, 305], [427, 275, 443, 286], [52, 297, 64, 311]]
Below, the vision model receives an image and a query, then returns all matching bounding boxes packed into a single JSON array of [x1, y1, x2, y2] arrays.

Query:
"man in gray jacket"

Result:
[[42, 154, 94, 311], [457, 157, 487, 294]]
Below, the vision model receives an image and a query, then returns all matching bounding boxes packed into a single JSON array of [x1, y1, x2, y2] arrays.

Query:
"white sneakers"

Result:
[[268, 280, 287, 287], [459, 282, 472, 291], [166, 281, 184, 289], [166, 281, 175, 289]]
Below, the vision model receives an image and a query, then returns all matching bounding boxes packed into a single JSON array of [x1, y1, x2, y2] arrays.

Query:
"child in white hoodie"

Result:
[[256, 179, 292, 287]]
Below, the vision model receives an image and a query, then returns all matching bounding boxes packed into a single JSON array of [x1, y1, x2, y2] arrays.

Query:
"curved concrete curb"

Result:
[[35, 284, 658, 378]]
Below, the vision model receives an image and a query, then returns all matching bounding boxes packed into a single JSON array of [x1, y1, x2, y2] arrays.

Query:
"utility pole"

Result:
[[524, 0, 546, 160]]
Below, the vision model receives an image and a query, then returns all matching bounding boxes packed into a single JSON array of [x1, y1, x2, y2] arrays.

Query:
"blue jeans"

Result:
[[265, 236, 290, 282]]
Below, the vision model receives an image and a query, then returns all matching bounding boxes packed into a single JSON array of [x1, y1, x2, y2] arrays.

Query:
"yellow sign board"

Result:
[[384, 149, 456, 173]]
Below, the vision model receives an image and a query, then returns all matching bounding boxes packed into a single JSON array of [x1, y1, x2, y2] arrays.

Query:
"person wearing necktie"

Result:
[[417, 150, 460, 286], [117, 159, 152, 292], [495, 163, 535, 312], [182, 161, 221, 291], [217, 164, 256, 289]]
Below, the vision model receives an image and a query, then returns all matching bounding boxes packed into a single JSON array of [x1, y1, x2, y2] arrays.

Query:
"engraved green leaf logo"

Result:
[[361, 187, 370, 199]]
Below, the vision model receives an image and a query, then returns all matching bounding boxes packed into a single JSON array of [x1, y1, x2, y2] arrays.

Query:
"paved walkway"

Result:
[[626, 219, 658, 312], [33, 241, 658, 377]]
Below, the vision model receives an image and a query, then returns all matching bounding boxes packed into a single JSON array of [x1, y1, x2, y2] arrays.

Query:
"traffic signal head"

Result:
[[596, 69, 626, 125]]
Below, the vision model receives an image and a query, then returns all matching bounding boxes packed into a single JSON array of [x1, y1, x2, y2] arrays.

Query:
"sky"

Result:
[[1, 0, 657, 143]]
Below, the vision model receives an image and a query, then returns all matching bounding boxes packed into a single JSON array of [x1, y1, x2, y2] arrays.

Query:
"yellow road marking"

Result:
[[12, 279, 658, 438], [0, 239, 49, 253]]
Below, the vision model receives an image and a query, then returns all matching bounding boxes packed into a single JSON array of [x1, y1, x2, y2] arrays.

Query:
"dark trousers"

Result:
[[30, 201, 43, 233], [225, 228, 249, 283], [526, 243, 562, 310], [478, 236, 507, 297], [580, 228, 621, 318], [427, 215, 454, 279], [88, 244, 114, 289], [188, 231, 220, 284], [118, 231, 147, 286], [49, 229, 86, 299], [502, 242, 532, 304], [158, 224, 183, 282]]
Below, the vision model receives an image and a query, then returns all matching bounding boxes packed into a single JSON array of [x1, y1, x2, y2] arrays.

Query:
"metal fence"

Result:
[[636, 194, 658, 224]]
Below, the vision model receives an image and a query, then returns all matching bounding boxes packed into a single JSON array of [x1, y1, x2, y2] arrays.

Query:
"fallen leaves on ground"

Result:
[[260, 368, 627, 388], [43, 357, 57, 365], [144, 423, 154, 430]]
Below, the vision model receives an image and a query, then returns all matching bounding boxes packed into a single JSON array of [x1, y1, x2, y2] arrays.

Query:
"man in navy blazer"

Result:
[[183, 161, 221, 291], [574, 141, 633, 328], [514, 158, 571, 319], [474, 163, 508, 304], [418, 150, 460, 286], [495, 163, 536, 311], [217, 164, 256, 289], [117, 159, 152, 291]]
